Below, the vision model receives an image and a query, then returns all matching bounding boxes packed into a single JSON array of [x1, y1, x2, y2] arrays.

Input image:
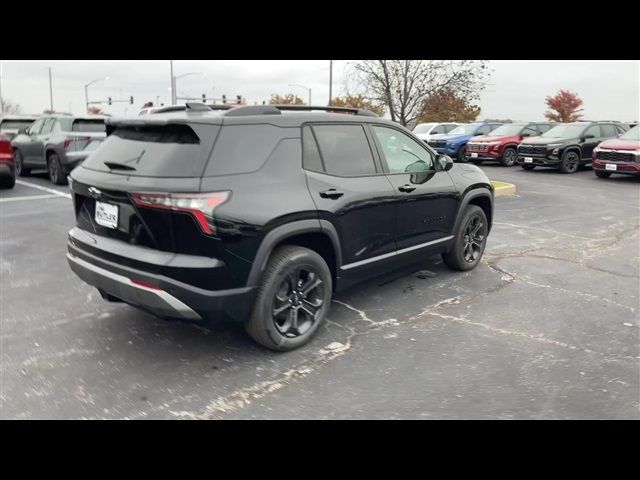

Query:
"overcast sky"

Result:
[[1, 60, 638, 121]]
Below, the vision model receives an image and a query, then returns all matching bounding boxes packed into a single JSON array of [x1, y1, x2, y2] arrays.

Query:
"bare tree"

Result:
[[1, 98, 21, 114], [351, 60, 490, 126]]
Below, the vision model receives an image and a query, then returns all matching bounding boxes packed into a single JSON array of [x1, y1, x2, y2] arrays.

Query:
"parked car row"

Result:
[[413, 119, 638, 179], [0, 113, 107, 188]]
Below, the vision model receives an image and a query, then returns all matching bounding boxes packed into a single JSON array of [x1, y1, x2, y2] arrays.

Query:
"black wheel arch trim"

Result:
[[451, 187, 494, 241], [246, 219, 342, 287]]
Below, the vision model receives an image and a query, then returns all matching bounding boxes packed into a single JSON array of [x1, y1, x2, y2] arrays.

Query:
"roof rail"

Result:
[[223, 104, 379, 117]]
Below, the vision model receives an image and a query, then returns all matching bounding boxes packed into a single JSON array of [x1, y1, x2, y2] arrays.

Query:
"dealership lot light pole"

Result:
[[289, 83, 312, 106], [85, 77, 109, 113]]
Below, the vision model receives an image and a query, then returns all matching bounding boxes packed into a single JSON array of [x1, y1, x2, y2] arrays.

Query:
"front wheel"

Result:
[[501, 147, 517, 167], [442, 205, 488, 271], [595, 170, 611, 179], [457, 146, 468, 163], [245, 246, 332, 351], [560, 150, 580, 174]]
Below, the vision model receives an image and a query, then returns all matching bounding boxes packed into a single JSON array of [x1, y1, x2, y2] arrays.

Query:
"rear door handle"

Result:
[[398, 184, 416, 193], [319, 189, 344, 199]]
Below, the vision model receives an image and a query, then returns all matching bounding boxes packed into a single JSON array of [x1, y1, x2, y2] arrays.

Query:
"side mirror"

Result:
[[18, 127, 29, 135], [437, 154, 454, 171]]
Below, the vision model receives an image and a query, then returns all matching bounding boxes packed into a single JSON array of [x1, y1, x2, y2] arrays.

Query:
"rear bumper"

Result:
[[67, 228, 256, 322], [63, 152, 90, 169]]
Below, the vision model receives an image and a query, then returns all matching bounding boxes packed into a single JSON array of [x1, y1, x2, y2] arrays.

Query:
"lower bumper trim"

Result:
[[67, 252, 201, 320]]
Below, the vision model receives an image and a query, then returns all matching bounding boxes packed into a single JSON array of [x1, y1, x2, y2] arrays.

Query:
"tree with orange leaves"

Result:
[[544, 90, 584, 122]]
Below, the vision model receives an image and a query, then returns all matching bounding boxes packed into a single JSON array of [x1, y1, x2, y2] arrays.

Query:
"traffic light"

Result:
[[222, 95, 226, 104], [202, 94, 206, 103], [236, 95, 242, 104], [130, 96, 134, 105], [108, 97, 112, 106]]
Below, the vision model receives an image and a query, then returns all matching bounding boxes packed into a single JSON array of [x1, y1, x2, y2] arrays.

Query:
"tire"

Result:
[[442, 205, 488, 271], [501, 147, 517, 167], [245, 245, 333, 352], [14, 149, 30, 177], [521, 164, 535, 171], [559, 150, 580, 174], [47, 152, 67, 185], [0, 173, 16, 189], [457, 146, 468, 163], [595, 170, 611, 179]]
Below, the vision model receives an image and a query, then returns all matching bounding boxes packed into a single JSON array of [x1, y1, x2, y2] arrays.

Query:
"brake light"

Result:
[[131, 191, 230, 235], [64, 136, 91, 150]]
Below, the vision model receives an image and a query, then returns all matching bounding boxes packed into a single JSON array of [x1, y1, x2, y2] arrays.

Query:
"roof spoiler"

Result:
[[224, 104, 379, 117]]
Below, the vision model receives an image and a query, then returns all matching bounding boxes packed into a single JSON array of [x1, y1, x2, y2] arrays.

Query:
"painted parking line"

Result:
[[0, 193, 65, 203], [15, 180, 72, 199]]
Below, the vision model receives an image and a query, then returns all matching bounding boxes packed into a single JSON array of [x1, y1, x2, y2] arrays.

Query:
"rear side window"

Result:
[[537, 124, 552, 134], [72, 120, 106, 132], [302, 126, 324, 172], [600, 124, 617, 137], [40, 118, 55, 135], [584, 125, 601, 138], [522, 126, 538, 136], [312, 124, 376, 176], [205, 124, 292, 176], [476, 124, 493, 135], [82, 123, 218, 177]]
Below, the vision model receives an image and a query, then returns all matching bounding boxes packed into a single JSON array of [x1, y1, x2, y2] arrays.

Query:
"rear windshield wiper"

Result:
[[103, 161, 137, 171]]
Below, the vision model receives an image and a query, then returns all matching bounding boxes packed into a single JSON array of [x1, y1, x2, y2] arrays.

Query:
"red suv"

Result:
[[466, 122, 555, 166], [592, 125, 640, 178], [0, 134, 15, 189]]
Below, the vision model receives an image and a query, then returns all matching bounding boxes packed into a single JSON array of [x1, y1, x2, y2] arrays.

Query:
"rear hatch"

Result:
[[69, 120, 222, 262]]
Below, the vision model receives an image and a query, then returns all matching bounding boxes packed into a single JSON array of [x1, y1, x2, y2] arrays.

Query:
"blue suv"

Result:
[[428, 122, 503, 162]]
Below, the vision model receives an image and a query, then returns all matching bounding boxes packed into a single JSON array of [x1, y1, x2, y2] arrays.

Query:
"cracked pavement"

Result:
[[1, 168, 639, 419]]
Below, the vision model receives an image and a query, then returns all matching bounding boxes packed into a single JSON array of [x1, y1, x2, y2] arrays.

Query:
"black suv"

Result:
[[66, 104, 494, 351], [517, 121, 628, 173]]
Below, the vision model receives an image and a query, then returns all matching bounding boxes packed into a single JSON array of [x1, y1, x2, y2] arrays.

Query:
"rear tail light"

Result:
[[64, 136, 91, 150], [131, 191, 230, 235]]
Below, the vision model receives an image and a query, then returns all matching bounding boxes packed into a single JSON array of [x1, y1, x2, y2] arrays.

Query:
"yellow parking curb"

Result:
[[492, 181, 516, 197]]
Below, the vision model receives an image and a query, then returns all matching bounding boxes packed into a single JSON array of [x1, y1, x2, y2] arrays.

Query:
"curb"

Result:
[[492, 181, 516, 197]]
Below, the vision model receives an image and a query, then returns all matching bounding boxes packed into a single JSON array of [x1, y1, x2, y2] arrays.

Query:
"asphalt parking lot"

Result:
[[1, 166, 638, 419]]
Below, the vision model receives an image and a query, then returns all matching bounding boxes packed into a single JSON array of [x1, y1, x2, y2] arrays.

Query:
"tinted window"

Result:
[[205, 124, 291, 176], [429, 125, 444, 134], [302, 126, 324, 172], [522, 126, 538, 136], [313, 124, 376, 176], [584, 125, 601, 138], [71, 119, 106, 132], [600, 124, 617, 137], [83, 124, 218, 178], [476, 124, 493, 135], [373, 125, 434, 174], [444, 124, 458, 133], [40, 118, 54, 135], [536, 124, 552, 134], [27, 118, 45, 135]]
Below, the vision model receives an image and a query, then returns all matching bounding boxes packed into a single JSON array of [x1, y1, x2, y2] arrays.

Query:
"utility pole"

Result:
[[48, 67, 53, 111], [170, 60, 175, 105], [0, 60, 4, 114], [328, 60, 333, 106]]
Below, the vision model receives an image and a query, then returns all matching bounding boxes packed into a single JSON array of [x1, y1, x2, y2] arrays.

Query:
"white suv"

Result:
[[412, 122, 460, 142]]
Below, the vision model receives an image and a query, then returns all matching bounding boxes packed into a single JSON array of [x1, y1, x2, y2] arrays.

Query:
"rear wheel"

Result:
[[442, 205, 488, 271], [245, 246, 332, 351], [501, 147, 517, 167], [560, 150, 580, 174], [521, 164, 535, 171], [595, 170, 611, 179], [47, 152, 67, 185], [14, 149, 30, 177]]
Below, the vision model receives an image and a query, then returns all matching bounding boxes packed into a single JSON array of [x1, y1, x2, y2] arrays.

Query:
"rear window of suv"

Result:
[[82, 123, 219, 177], [71, 119, 106, 132]]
